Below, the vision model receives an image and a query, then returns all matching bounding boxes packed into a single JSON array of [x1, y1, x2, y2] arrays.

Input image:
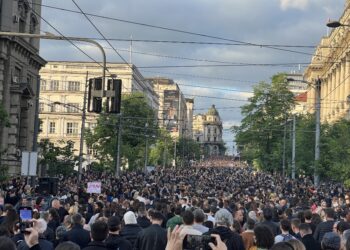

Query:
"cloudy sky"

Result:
[[39, 0, 346, 154]]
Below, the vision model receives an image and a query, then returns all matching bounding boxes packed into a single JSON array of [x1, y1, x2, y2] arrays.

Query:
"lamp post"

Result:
[[0, 32, 107, 179], [286, 77, 321, 185], [144, 122, 149, 173]]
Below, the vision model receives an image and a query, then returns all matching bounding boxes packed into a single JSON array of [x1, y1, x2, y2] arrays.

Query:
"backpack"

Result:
[[281, 234, 294, 242]]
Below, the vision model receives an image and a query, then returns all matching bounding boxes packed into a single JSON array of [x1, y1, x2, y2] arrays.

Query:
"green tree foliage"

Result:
[[85, 93, 158, 171], [232, 73, 295, 171], [39, 139, 79, 176], [174, 137, 201, 167]]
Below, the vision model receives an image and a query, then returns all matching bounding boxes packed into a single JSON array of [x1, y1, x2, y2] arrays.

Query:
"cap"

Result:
[[107, 216, 121, 229]]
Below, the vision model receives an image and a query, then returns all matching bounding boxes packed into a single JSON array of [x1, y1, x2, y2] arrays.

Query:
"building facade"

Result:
[[286, 73, 308, 114], [193, 105, 224, 156], [0, 0, 46, 174], [38, 61, 158, 165], [148, 77, 191, 139], [304, 1, 350, 123]]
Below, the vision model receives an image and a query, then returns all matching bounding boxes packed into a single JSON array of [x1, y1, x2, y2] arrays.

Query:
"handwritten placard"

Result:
[[87, 182, 101, 194]]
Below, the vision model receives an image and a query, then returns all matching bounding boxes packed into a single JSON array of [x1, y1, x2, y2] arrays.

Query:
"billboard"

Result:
[[163, 90, 179, 132]]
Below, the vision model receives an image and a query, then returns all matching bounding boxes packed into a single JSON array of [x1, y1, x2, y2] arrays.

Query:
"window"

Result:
[[66, 122, 79, 135], [39, 103, 44, 112], [208, 137, 210, 142], [13, 67, 21, 83], [214, 137, 217, 142], [50, 104, 56, 112], [40, 80, 46, 91], [87, 123, 97, 130], [66, 103, 80, 113], [49, 122, 55, 134], [197, 137, 200, 142], [19, 18, 26, 33], [214, 128, 217, 134], [208, 128, 211, 134], [87, 147, 98, 157], [67, 81, 80, 91], [50, 80, 59, 91]]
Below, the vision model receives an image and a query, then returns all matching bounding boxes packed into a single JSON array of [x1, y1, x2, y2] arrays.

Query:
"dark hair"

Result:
[[203, 220, 213, 229], [291, 218, 301, 229], [49, 208, 60, 221], [254, 225, 274, 249], [324, 208, 335, 219], [299, 223, 312, 234], [337, 221, 350, 234], [263, 207, 273, 221], [280, 219, 291, 232], [246, 218, 255, 230], [55, 241, 80, 250], [182, 210, 194, 225], [304, 210, 312, 220], [0, 226, 10, 237], [149, 210, 164, 221], [91, 221, 109, 241], [0, 236, 16, 250], [270, 242, 294, 250], [71, 213, 82, 225], [311, 213, 322, 227], [174, 206, 182, 215]]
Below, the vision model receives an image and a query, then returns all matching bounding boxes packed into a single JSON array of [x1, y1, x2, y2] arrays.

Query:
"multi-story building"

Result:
[[39, 61, 159, 164], [185, 98, 194, 138], [304, 0, 350, 123], [193, 105, 224, 156], [148, 77, 191, 139], [0, 0, 46, 174], [286, 73, 308, 114]]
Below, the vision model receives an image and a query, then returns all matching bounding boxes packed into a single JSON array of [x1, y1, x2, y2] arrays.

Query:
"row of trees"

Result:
[[232, 73, 350, 186]]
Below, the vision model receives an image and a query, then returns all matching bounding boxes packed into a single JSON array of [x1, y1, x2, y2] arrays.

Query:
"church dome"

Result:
[[207, 105, 219, 116]]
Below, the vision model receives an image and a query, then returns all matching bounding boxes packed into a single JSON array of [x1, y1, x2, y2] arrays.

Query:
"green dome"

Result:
[[207, 105, 219, 116]]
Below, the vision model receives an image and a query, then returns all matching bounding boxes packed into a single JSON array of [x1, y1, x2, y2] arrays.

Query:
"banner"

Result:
[[87, 181, 101, 194]]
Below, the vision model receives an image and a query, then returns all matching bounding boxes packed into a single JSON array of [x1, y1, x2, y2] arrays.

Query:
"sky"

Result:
[[39, 0, 346, 154]]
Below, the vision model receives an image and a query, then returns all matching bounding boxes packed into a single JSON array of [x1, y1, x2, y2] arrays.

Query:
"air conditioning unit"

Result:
[[13, 15, 19, 23]]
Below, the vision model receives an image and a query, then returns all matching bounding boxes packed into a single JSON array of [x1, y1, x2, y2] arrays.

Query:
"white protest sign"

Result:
[[87, 182, 102, 194]]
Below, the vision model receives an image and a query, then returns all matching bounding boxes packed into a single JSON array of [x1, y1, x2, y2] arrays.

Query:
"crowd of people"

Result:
[[193, 157, 247, 168], [0, 166, 349, 250]]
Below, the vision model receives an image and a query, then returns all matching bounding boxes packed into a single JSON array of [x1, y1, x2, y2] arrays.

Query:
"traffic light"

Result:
[[106, 79, 122, 114], [88, 77, 103, 113]]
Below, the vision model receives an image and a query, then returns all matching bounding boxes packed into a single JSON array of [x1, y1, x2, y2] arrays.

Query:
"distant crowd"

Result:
[[0, 166, 349, 250]]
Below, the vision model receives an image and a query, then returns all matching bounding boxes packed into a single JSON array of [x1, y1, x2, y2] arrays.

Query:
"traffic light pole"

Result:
[[115, 114, 122, 177], [78, 72, 88, 182], [314, 78, 321, 186]]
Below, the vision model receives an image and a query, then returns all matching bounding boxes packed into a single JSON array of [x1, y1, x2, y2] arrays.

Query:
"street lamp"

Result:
[[0, 32, 106, 180], [144, 122, 149, 173], [326, 21, 350, 28], [286, 77, 321, 185]]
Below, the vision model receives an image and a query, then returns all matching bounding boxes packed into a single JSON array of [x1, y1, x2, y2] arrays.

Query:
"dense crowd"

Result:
[[0, 166, 350, 250]]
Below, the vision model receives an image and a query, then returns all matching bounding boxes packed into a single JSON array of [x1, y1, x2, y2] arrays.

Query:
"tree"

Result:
[[232, 73, 295, 172], [175, 137, 201, 167], [85, 93, 158, 171], [39, 139, 79, 177]]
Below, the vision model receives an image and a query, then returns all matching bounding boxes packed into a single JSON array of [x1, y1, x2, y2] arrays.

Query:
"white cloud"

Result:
[[280, 0, 309, 10]]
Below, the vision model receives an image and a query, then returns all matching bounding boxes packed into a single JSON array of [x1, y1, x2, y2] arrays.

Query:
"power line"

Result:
[[36, 3, 331, 59]]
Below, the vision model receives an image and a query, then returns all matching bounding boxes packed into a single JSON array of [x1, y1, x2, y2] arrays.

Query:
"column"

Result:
[[321, 77, 326, 121], [345, 55, 350, 117], [327, 73, 332, 119], [331, 70, 336, 119], [336, 65, 341, 117]]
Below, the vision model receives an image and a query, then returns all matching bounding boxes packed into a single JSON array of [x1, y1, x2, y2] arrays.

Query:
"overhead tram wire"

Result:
[[29, 7, 112, 75], [36, 3, 334, 60]]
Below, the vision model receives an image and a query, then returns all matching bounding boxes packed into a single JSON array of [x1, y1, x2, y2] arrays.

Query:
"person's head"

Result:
[[51, 199, 60, 209], [34, 218, 48, 234], [149, 210, 164, 224], [55, 241, 80, 250], [48, 207, 60, 221], [90, 221, 108, 242], [337, 221, 350, 235], [304, 210, 312, 221], [321, 232, 341, 250], [325, 208, 335, 220], [263, 207, 273, 221], [182, 210, 195, 226], [289, 239, 306, 250], [299, 223, 312, 238], [123, 211, 137, 225], [193, 209, 205, 224], [108, 216, 121, 233], [71, 213, 83, 225], [270, 242, 294, 250], [215, 209, 233, 228], [291, 218, 301, 233], [280, 219, 291, 233], [254, 225, 274, 249], [246, 218, 255, 230], [174, 206, 182, 216], [0, 236, 16, 250], [234, 209, 244, 222], [56, 226, 67, 240]]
